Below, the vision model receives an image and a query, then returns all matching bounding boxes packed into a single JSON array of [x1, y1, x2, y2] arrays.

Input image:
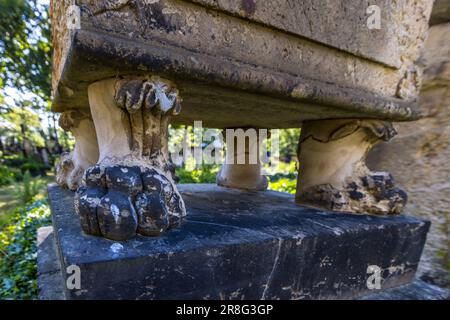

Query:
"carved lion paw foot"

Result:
[[75, 164, 185, 241], [299, 173, 407, 215], [56, 152, 86, 191], [114, 78, 181, 115], [358, 173, 408, 215]]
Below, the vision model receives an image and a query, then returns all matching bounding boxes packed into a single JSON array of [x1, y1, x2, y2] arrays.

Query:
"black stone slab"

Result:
[[37, 229, 449, 300], [48, 183, 430, 300], [37, 226, 65, 300]]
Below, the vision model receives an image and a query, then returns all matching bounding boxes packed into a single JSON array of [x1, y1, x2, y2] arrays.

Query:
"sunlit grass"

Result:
[[0, 173, 54, 230]]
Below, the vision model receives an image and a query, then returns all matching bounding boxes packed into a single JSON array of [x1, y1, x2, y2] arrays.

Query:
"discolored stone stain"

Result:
[[241, 0, 256, 17], [140, 2, 178, 34]]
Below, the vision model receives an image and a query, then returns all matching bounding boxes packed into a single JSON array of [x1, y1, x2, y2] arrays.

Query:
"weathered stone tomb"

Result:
[[42, 0, 445, 299]]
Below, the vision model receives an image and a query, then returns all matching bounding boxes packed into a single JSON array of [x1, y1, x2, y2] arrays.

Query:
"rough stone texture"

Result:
[[296, 119, 407, 215], [191, 0, 430, 69], [48, 183, 429, 300], [50, 0, 433, 127], [37, 226, 65, 300], [367, 22, 450, 288], [38, 221, 448, 300]]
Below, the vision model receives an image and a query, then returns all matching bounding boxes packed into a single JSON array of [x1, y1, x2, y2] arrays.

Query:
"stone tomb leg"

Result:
[[56, 109, 99, 191], [296, 119, 408, 215], [216, 128, 268, 191], [74, 77, 186, 241]]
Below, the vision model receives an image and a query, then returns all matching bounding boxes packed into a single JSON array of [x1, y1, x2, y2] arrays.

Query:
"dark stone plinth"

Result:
[[37, 226, 65, 300], [48, 183, 430, 300], [38, 234, 449, 300]]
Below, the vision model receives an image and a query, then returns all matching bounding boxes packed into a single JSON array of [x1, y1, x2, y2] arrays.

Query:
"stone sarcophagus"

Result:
[[43, 0, 446, 299], [46, 0, 439, 300]]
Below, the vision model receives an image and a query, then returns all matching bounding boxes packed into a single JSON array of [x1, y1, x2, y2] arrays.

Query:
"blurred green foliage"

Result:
[[0, 164, 22, 186], [0, 199, 50, 300], [0, 154, 49, 186], [265, 161, 297, 194], [0, 0, 51, 100], [21, 171, 41, 203], [268, 177, 297, 194], [176, 161, 298, 194], [176, 165, 220, 184]]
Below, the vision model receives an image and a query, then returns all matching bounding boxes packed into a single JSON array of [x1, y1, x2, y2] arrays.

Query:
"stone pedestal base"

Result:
[[37, 226, 65, 300], [46, 183, 431, 300]]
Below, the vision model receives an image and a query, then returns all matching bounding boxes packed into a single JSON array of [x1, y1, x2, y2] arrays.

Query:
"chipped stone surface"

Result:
[[296, 119, 407, 215], [76, 164, 185, 240], [49, 183, 429, 300], [38, 222, 448, 300], [367, 22, 450, 288], [50, 0, 431, 126]]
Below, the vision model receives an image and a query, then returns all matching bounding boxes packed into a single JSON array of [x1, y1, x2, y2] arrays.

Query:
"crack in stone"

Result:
[[261, 238, 283, 300]]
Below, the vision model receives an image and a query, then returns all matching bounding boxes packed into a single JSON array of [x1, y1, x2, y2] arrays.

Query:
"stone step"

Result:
[[39, 224, 449, 300], [44, 183, 432, 300]]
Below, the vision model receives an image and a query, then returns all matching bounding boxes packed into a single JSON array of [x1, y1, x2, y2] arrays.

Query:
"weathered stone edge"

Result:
[[47, 183, 432, 299], [52, 29, 421, 122], [37, 226, 66, 300]]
